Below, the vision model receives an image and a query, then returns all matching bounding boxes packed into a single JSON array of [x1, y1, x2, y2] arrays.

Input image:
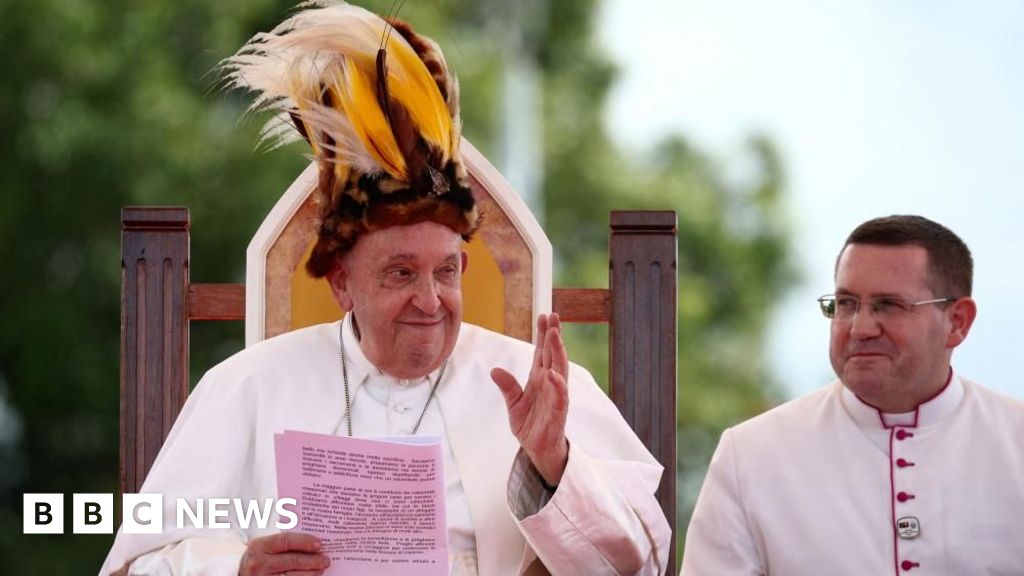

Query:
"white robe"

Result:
[[100, 320, 671, 575], [680, 373, 1024, 575]]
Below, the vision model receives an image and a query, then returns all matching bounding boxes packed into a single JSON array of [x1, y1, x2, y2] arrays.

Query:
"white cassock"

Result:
[[100, 317, 672, 575], [681, 373, 1024, 575]]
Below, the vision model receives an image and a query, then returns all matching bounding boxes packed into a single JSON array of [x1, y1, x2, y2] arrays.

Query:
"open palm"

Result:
[[491, 313, 570, 486]]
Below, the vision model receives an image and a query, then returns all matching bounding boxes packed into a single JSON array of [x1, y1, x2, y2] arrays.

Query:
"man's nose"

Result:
[[848, 304, 882, 338], [411, 276, 441, 314]]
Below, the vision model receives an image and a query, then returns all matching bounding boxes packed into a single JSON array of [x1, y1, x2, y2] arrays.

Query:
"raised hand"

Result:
[[238, 532, 330, 576], [491, 313, 570, 487]]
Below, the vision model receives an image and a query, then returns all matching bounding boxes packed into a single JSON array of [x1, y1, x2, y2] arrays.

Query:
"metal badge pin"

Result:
[[897, 516, 921, 539]]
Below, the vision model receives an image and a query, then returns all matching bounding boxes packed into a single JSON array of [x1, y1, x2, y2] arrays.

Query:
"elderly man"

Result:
[[681, 215, 1024, 575], [100, 3, 670, 575]]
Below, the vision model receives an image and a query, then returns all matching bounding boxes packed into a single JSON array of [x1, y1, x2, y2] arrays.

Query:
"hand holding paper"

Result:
[[238, 532, 330, 576]]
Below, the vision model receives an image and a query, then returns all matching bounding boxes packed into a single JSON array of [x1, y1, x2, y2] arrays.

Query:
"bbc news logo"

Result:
[[23, 494, 298, 534]]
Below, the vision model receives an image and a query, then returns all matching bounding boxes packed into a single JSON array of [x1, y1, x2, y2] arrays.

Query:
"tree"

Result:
[[0, 1, 306, 570]]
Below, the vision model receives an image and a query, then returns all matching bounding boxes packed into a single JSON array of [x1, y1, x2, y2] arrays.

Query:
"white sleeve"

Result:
[[98, 366, 257, 576], [680, 429, 763, 576], [124, 539, 246, 576], [509, 442, 671, 575]]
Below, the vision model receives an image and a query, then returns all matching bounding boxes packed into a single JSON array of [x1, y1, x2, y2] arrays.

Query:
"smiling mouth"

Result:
[[401, 319, 444, 327], [848, 352, 887, 360]]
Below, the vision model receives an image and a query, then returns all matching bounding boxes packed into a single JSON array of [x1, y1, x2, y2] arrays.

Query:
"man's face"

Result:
[[328, 221, 466, 379], [829, 244, 960, 411]]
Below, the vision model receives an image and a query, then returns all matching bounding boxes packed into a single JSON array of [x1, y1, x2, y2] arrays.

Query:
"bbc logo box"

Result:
[[74, 493, 114, 534], [23, 494, 64, 534], [23, 493, 114, 534]]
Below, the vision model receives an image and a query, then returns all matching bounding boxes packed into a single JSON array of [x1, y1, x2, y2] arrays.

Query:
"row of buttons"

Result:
[[895, 427, 919, 572]]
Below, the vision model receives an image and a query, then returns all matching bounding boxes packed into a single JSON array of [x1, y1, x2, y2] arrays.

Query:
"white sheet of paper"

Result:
[[275, 430, 448, 576]]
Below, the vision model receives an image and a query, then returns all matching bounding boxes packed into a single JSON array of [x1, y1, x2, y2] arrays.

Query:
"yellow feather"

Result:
[[332, 63, 407, 180], [225, 3, 460, 178], [383, 36, 453, 162]]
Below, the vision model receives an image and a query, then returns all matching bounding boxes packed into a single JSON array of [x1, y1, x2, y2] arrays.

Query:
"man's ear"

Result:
[[460, 250, 468, 275], [327, 263, 355, 312], [946, 296, 977, 349]]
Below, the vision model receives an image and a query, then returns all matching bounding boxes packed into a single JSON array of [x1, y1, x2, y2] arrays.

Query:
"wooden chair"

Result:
[[120, 139, 678, 568]]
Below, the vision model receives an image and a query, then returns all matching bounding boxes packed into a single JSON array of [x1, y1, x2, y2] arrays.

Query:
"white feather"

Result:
[[221, 1, 396, 175]]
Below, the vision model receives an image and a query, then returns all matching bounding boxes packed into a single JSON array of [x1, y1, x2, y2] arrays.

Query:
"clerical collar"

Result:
[[841, 369, 964, 430], [338, 314, 450, 437], [340, 313, 378, 377]]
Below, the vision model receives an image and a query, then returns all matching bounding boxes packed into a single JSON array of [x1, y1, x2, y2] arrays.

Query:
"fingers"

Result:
[[522, 369, 570, 486], [241, 533, 330, 576], [541, 317, 553, 370], [240, 552, 329, 575], [535, 313, 563, 370], [532, 314, 548, 369], [264, 553, 330, 575], [538, 312, 567, 377], [491, 367, 523, 409], [258, 532, 322, 554], [546, 369, 569, 413], [547, 314, 569, 379]]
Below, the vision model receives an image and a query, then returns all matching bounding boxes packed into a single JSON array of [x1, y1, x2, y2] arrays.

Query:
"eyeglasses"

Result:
[[817, 294, 956, 321]]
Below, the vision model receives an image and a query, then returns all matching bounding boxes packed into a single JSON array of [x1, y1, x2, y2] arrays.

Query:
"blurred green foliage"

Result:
[[0, 0, 795, 571]]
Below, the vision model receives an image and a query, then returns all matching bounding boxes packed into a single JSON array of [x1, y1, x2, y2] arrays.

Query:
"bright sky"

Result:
[[599, 0, 1024, 399]]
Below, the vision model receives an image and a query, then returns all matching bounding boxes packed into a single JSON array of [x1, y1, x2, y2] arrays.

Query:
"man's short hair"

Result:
[[840, 215, 973, 297]]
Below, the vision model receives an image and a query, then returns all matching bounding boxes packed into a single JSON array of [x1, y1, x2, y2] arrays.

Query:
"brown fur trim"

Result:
[[364, 196, 476, 236], [305, 164, 479, 278]]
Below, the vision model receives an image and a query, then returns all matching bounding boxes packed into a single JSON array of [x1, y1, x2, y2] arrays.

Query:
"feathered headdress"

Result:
[[222, 0, 479, 277]]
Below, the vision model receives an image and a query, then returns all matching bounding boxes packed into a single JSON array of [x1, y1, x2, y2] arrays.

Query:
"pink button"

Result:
[[901, 560, 920, 571], [897, 492, 916, 503], [896, 429, 915, 441], [896, 458, 915, 468]]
